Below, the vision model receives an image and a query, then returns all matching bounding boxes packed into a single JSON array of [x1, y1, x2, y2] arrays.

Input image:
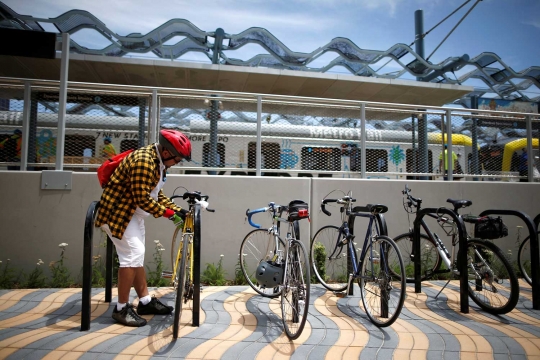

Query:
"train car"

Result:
[[0, 111, 473, 178]]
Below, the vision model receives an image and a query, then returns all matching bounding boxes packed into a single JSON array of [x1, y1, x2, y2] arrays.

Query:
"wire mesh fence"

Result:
[[0, 82, 538, 182]]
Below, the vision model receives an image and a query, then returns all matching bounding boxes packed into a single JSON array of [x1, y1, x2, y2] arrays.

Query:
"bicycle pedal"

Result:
[[333, 291, 347, 298]]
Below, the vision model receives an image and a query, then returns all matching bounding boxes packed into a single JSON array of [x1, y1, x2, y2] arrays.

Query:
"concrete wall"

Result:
[[0, 170, 538, 283]]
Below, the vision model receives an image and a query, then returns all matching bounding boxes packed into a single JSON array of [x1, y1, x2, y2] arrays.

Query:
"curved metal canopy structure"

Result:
[[0, 2, 538, 105]]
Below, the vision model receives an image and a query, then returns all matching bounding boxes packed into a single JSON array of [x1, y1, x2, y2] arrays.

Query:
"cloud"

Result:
[[523, 20, 540, 29]]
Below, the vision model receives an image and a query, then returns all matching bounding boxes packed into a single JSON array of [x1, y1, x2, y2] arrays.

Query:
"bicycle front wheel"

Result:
[[359, 235, 406, 327], [240, 229, 285, 297], [173, 234, 192, 339], [391, 232, 441, 282], [281, 239, 310, 340], [518, 232, 540, 286], [311, 225, 348, 292], [466, 239, 519, 314]]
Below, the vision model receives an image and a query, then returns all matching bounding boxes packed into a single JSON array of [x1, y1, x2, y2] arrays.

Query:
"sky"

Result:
[[4, 0, 540, 99]]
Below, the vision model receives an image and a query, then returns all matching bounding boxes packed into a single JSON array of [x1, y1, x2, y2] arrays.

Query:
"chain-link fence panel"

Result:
[[27, 88, 150, 171], [159, 95, 260, 175], [461, 112, 533, 181], [0, 86, 25, 170]]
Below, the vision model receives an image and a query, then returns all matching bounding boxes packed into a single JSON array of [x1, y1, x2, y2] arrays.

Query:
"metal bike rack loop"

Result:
[[346, 206, 388, 296], [413, 208, 469, 313], [192, 203, 201, 326], [82, 201, 114, 330], [478, 209, 539, 310]]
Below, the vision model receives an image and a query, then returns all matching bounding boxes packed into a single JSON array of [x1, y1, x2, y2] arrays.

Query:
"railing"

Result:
[[0, 78, 539, 181]]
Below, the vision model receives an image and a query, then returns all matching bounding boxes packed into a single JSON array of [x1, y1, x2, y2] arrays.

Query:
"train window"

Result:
[[203, 142, 225, 167], [406, 149, 433, 173], [341, 144, 388, 172], [248, 142, 280, 169], [121, 140, 139, 152], [301, 147, 341, 171], [65, 135, 95, 156]]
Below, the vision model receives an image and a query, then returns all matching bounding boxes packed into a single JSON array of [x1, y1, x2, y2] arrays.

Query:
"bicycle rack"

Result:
[[81, 201, 113, 331], [345, 206, 388, 296], [478, 209, 539, 310], [192, 204, 202, 326], [413, 208, 469, 314]]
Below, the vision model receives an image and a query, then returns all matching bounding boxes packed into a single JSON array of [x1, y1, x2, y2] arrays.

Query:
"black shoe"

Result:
[[112, 303, 147, 327], [137, 295, 174, 315]]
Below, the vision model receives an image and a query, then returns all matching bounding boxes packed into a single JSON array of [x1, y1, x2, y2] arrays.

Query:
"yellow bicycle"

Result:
[[162, 189, 214, 339]]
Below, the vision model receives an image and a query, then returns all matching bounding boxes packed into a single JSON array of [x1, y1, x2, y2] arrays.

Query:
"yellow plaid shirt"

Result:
[[95, 144, 182, 239]]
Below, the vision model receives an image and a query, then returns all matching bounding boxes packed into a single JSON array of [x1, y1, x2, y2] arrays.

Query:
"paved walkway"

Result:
[[0, 280, 539, 359]]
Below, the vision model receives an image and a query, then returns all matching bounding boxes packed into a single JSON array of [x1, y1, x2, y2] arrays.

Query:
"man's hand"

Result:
[[170, 214, 184, 227]]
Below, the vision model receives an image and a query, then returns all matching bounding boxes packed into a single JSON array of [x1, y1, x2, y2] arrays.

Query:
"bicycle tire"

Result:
[[173, 234, 191, 339], [466, 239, 519, 315], [359, 235, 406, 327], [281, 239, 310, 340], [240, 228, 285, 298], [310, 225, 348, 292], [518, 231, 540, 286], [391, 232, 441, 282]]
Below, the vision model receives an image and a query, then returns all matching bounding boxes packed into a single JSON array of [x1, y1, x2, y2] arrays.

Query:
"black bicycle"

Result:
[[310, 191, 406, 327], [393, 185, 519, 314]]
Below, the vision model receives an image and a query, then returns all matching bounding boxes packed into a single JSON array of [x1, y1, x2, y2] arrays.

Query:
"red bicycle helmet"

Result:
[[159, 129, 191, 161]]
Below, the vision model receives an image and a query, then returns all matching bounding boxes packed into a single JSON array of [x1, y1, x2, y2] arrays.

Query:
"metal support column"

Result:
[[256, 96, 262, 176], [55, 32, 70, 170], [526, 115, 534, 182], [360, 103, 366, 178], [470, 96, 479, 179], [20, 81, 31, 171], [446, 108, 454, 181], [149, 89, 158, 144]]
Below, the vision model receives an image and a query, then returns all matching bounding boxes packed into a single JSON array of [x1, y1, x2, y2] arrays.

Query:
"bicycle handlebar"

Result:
[[321, 197, 356, 216], [170, 191, 216, 212], [402, 185, 421, 208], [245, 207, 267, 229]]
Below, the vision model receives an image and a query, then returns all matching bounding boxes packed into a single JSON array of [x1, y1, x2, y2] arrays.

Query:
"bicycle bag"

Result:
[[473, 216, 509, 240], [97, 149, 133, 188], [288, 200, 309, 221]]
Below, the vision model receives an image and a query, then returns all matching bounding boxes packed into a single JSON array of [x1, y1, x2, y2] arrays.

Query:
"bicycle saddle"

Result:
[[446, 198, 472, 211]]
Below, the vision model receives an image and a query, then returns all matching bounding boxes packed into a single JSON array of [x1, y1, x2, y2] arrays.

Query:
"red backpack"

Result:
[[97, 149, 134, 188]]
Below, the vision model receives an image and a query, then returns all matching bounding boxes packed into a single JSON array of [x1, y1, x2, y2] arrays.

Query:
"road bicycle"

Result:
[[244, 200, 310, 340], [161, 188, 214, 339], [240, 202, 290, 298], [310, 191, 406, 327], [393, 185, 518, 314], [516, 225, 540, 286]]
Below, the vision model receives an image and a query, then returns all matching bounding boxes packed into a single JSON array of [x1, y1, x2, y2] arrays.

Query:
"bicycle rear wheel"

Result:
[[466, 239, 519, 314], [390, 232, 441, 282], [281, 239, 310, 340], [310, 225, 348, 292], [173, 234, 192, 339], [518, 232, 540, 286], [240, 229, 285, 297], [359, 235, 406, 327]]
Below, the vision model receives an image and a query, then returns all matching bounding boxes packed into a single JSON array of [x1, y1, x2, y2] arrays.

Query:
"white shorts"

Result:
[[101, 214, 146, 268]]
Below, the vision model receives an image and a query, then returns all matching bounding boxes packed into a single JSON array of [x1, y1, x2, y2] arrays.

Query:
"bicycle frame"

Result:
[[172, 211, 194, 286], [325, 211, 389, 288]]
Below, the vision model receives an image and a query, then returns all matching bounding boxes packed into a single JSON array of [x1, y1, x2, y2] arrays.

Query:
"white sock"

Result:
[[140, 295, 152, 305], [116, 302, 126, 311]]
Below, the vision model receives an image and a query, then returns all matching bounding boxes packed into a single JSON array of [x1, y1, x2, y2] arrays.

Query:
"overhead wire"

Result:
[[426, 0, 482, 61], [375, 0, 478, 73]]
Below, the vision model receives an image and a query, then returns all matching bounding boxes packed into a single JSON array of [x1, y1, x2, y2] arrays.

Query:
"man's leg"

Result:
[[133, 267, 149, 299], [117, 267, 138, 304]]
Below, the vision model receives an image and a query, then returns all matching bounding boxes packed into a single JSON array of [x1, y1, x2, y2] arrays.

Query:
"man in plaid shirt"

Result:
[[96, 130, 191, 327]]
